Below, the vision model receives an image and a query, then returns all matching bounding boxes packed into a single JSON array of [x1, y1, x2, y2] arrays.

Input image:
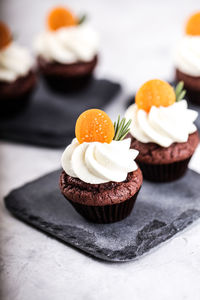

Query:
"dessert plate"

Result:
[[0, 77, 120, 148], [5, 169, 200, 262]]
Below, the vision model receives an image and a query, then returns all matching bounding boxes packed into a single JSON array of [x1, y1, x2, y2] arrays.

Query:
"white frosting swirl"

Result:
[[34, 24, 99, 64], [61, 138, 138, 184], [175, 35, 200, 76], [0, 42, 34, 82], [125, 100, 198, 147]]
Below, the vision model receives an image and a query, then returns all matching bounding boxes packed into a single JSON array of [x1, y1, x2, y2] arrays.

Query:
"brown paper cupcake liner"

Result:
[[65, 189, 140, 224], [0, 91, 33, 117], [186, 89, 200, 105], [43, 74, 93, 93], [137, 157, 192, 182]]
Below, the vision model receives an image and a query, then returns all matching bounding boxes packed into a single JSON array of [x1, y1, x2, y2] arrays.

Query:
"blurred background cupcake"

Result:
[[175, 11, 200, 105], [0, 21, 36, 116], [125, 79, 199, 182], [34, 6, 99, 92]]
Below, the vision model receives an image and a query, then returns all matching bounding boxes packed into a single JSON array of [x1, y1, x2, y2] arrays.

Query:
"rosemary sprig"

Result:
[[175, 81, 186, 102], [113, 116, 132, 141], [78, 14, 87, 25]]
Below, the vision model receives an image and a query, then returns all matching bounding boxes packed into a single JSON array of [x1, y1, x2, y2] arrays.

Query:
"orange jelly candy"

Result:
[[47, 6, 77, 31], [185, 12, 200, 36], [0, 21, 12, 50], [75, 109, 115, 144], [135, 79, 176, 113]]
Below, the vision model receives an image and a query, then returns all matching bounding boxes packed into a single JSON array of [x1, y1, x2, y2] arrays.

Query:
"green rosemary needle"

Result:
[[113, 116, 132, 141], [175, 81, 186, 102]]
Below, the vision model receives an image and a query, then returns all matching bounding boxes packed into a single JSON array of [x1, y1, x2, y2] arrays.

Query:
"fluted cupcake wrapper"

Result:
[[186, 89, 200, 105], [137, 157, 192, 183], [65, 189, 140, 224], [43, 74, 93, 93], [1, 91, 32, 117]]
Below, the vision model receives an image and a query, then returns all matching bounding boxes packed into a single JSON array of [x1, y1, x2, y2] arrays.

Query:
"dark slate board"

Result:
[[0, 78, 120, 148], [4, 169, 200, 262]]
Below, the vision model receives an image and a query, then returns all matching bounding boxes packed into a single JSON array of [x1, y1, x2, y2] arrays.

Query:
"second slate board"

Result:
[[5, 169, 200, 262], [0, 77, 120, 148]]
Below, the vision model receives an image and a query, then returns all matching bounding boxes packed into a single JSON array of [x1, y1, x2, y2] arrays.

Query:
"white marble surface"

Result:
[[1, 0, 200, 299]]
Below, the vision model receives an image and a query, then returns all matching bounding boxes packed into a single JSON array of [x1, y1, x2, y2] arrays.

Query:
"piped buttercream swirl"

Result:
[[0, 43, 33, 82], [34, 24, 99, 64], [175, 35, 200, 77], [125, 100, 198, 147], [61, 138, 138, 184]]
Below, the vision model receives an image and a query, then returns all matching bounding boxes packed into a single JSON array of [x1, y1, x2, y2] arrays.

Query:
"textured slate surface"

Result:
[[4, 169, 200, 262], [0, 77, 120, 148]]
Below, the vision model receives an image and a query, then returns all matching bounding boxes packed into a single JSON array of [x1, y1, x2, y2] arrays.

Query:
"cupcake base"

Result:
[[175, 69, 200, 105], [0, 71, 37, 117], [38, 56, 98, 93], [127, 131, 199, 182], [138, 158, 191, 182], [67, 190, 140, 224], [60, 169, 143, 224]]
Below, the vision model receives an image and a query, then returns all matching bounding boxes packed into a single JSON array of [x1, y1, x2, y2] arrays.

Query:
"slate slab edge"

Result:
[[4, 171, 200, 262]]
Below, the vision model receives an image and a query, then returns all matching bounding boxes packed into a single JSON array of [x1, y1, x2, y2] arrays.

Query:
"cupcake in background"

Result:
[[0, 21, 36, 116], [34, 6, 99, 92], [125, 79, 199, 182], [175, 12, 200, 104], [60, 109, 142, 223]]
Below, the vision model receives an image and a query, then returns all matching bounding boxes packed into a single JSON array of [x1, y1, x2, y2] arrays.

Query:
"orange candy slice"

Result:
[[185, 12, 200, 36], [75, 109, 115, 144], [135, 79, 176, 113], [47, 6, 77, 31], [0, 21, 12, 50]]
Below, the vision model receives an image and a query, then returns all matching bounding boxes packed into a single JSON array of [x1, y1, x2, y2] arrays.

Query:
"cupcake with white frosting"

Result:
[[125, 79, 199, 182], [0, 21, 36, 115], [175, 11, 200, 104], [34, 6, 99, 92], [60, 109, 143, 223]]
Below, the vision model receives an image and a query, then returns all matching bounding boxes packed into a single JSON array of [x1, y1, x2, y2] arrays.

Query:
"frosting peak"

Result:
[[61, 138, 138, 184], [175, 35, 200, 77], [125, 100, 198, 147], [34, 24, 99, 64], [0, 42, 33, 82]]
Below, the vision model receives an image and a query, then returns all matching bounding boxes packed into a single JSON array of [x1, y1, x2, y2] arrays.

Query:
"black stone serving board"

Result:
[[0, 78, 120, 148], [4, 169, 200, 262]]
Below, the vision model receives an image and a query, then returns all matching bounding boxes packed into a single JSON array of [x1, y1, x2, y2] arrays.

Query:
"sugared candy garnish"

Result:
[[75, 109, 115, 144], [47, 6, 77, 31], [0, 21, 12, 50], [185, 12, 200, 36], [135, 79, 176, 113]]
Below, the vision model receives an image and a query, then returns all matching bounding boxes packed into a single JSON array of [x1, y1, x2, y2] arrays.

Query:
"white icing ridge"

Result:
[[34, 24, 99, 64], [0, 42, 34, 82], [61, 138, 138, 184], [125, 100, 198, 147], [175, 35, 200, 77]]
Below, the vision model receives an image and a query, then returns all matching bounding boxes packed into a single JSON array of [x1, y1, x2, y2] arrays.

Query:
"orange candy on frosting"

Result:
[[0, 21, 12, 50], [185, 12, 200, 36], [47, 6, 77, 31], [75, 109, 115, 144], [135, 79, 176, 113]]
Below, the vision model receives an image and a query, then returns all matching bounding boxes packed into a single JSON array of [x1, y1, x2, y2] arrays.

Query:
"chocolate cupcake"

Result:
[[175, 12, 200, 104], [125, 79, 199, 182], [34, 6, 99, 92], [0, 21, 36, 116], [60, 109, 143, 223]]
